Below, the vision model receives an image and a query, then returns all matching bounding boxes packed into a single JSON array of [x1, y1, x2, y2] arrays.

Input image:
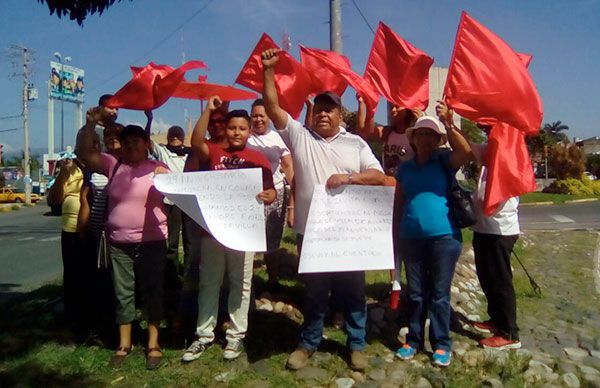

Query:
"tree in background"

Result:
[[586, 154, 600, 178], [543, 120, 569, 142], [36, 0, 129, 25], [547, 141, 585, 180]]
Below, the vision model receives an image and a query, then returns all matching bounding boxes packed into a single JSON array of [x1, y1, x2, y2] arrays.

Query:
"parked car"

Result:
[[0, 187, 40, 203], [584, 172, 598, 180]]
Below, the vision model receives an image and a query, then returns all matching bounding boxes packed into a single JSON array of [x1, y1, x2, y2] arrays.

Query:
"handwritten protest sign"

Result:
[[298, 185, 395, 273], [154, 169, 266, 252]]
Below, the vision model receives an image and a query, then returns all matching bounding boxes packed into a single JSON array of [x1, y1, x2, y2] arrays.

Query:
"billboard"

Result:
[[49, 61, 85, 102]]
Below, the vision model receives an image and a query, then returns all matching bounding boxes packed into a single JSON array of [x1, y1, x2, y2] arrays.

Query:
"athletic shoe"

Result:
[[223, 340, 244, 360], [181, 340, 212, 362], [286, 347, 314, 370], [395, 344, 416, 360], [470, 320, 497, 334], [349, 350, 368, 371], [432, 349, 452, 367], [480, 335, 522, 350]]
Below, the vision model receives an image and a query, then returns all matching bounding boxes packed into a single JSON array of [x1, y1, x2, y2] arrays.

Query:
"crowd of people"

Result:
[[51, 48, 522, 371]]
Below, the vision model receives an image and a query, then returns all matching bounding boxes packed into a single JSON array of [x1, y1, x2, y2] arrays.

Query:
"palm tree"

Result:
[[543, 121, 569, 135]]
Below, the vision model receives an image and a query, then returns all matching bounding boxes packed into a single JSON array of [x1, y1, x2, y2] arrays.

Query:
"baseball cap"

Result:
[[314, 91, 342, 108], [406, 116, 447, 145]]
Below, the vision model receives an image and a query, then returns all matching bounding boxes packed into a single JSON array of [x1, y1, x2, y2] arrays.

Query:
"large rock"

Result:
[[561, 372, 581, 388], [250, 359, 272, 377], [462, 349, 482, 367], [581, 373, 600, 388], [296, 366, 328, 382], [578, 365, 600, 376], [414, 377, 433, 388], [350, 371, 366, 383], [529, 360, 553, 374], [368, 369, 386, 381], [481, 377, 503, 388], [563, 347, 589, 361], [335, 377, 355, 388]]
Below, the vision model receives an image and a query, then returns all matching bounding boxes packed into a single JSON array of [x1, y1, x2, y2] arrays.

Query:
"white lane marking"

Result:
[[551, 215, 575, 223], [40, 236, 61, 242], [17, 237, 35, 241]]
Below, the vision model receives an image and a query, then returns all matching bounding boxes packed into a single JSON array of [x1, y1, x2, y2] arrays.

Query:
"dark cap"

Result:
[[314, 91, 342, 108], [118, 125, 149, 142], [167, 126, 185, 139]]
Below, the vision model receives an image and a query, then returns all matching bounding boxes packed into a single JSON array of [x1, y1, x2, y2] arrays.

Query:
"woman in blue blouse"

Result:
[[394, 107, 471, 367]]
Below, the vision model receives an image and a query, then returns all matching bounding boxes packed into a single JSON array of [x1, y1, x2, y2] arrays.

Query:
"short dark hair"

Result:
[[98, 94, 113, 107], [226, 109, 251, 126], [118, 125, 149, 142], [251, 98, 264, 109], [103, 122, 124, 137], [167, 125, 185, 139]]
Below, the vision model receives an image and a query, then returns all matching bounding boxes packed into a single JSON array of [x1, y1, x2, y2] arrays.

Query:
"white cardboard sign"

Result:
[[154, 169, 266, 252], [298, 184, 395, 273]]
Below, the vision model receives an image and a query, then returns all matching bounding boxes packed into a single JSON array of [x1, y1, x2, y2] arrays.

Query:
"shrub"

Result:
[[547, 141, 585, 180], [543, 177, 600, 195]]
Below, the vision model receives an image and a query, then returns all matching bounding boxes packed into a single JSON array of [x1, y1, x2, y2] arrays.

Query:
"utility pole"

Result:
[[8, 45, 34, 204], [330, 0, 343, 54]]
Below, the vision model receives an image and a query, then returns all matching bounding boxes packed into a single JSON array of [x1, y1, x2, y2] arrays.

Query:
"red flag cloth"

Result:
[[106, 61, 207, 110], [444, 12, 543, 135], [174, 81, 257, 101], [364, 22, 433, 110], [299, 46, 379, 122], [300, 47, 350, 97], [235, 33, 312, 119], [483, 121, 536, 215]]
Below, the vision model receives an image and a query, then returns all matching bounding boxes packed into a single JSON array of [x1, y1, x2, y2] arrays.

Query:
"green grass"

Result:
[[2, 230, 598, 387], [520, 192, 600, 204]]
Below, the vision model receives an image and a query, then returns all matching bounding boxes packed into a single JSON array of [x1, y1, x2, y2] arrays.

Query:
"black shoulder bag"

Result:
[[439, 152, 477, 228]]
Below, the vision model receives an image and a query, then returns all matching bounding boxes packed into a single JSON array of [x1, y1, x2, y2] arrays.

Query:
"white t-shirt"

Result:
[[471, 143, 520, 235], [247, 129, 290, 189], [279, 114, 383, 234], [151, 141, 188, 205]]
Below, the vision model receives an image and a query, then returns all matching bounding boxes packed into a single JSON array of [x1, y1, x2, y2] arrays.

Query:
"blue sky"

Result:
[[1, 0, 599, 155]]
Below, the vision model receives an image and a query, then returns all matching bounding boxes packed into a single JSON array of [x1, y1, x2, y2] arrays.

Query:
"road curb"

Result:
[[564, 198, 600, 204], [520, 201, 554, 206]]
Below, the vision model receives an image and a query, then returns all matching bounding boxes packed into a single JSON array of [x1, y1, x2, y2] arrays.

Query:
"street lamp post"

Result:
[[53, 52, 71, 151]]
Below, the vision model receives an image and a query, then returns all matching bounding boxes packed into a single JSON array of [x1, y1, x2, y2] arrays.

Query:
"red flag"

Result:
[[483, 122, 536, 215], [444, 12, 543, 135], [300, 47, 349, 97], [106, 61, 207, 110], [300, 46, 379, 121], [364, 22, 433, 110], [235, 33, 312, 119], [174, 81, 258, 101]]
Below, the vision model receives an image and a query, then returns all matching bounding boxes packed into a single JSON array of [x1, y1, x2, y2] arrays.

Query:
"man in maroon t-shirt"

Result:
[[182, 96, 275, 362]]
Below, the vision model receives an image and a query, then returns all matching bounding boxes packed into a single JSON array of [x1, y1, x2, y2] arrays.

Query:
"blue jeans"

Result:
[[400, 235, 462, 351], [299, 271, 367, 351]]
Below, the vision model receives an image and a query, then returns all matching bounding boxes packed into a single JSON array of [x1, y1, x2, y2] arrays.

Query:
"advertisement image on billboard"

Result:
[[50, 61, 85, 102]]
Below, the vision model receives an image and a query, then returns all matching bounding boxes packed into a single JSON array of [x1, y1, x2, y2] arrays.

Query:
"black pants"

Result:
[[473, 232, 519, 340], [61, 231, 90, 337], [164, 204, 192, 315]]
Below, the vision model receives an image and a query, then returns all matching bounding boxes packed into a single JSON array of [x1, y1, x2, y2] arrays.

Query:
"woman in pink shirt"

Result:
[[77, 107, 169, 370]]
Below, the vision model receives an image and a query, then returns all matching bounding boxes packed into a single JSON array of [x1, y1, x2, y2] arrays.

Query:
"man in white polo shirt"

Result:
[[261, 48, 386, 372]]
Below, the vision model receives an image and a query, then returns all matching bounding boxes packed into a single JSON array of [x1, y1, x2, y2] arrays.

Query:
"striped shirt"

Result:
[[89, 173, 109, 235]]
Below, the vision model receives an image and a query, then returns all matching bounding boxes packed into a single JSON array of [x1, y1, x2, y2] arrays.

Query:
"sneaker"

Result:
[[223, 340, 244, 360], [286, 347, 314, 370], [349, 350, 368, 371], [181, 339, 212, 362], [395, 344, 416, 360], [432, 349, 452, 367], [470, 320, 497, 334], [480, 335, 522, 350]]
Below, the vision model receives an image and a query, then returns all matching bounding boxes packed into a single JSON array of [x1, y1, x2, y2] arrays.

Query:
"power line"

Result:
[[91, 0, 216, 92], [0, 127, 21, 133], [0, 114, 22, 121], [350, 0, 376, 34]]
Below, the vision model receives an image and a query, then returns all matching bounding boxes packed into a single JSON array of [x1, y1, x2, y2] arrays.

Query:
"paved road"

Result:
[[519, 201, 600, 231], [0, 201, 62, 296]]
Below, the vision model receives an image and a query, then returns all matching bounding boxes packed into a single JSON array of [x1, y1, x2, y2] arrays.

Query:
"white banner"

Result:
[[154, 169, 266, 252], [298, 185, 395, 273]]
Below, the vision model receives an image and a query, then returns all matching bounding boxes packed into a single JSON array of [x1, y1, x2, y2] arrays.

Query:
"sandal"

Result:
[[109, 345, 133, 368], [146, 347, 164, 370]]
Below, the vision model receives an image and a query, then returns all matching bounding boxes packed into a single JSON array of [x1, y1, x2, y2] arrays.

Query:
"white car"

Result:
[[583, 172, 597, 180]]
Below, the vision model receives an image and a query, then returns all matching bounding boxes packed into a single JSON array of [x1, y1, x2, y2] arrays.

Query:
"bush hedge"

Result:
[[543, 177, 600, 195]]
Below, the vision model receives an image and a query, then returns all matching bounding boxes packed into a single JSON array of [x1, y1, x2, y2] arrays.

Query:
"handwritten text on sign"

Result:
[[154, 169, 266, 252], [298, 185, 395, 273]]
